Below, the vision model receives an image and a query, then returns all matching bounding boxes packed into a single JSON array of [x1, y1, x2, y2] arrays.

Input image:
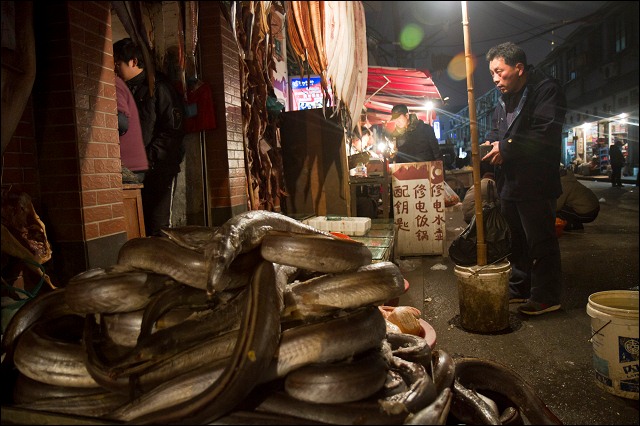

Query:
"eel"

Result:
[[12, 373, 105, 404], [431, 349, 456, 395], [260, 230, 372, 274], [203, 210, 333, 296], [14, 314, 99, 388], [101, 309, 145, 348], [117, 237, 209, 290], [107, 289, 247, 379], [404, 387, 453, 425], [64, 269, 170, 314], [107, 361, 227, 421], [261, 306, 387, 381], [14, 388, 129, 419], [130, 259, 282, 424], [2, 288, 74, 371], [255, 390, 407, 425], [385, 332, 432, 371], [450, 379, 501, 425], [130, 329, 239, 393], [284, 347, 388, 404], [453, 356, 564, 425], [283, 261, 403, 319], [380, 354, 438, 415]]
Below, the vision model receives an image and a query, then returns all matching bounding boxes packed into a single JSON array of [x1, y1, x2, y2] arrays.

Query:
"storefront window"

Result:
[[583, 122, 598, 162]]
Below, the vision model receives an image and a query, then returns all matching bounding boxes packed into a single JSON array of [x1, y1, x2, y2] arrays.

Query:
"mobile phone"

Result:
[[479, 144, 492, 159]]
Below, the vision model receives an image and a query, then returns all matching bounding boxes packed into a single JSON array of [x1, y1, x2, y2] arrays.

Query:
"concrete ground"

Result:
[[396, 179, 639, 425]]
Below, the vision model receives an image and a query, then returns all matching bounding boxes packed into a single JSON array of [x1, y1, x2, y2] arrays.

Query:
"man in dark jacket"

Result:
[[482, 42, 567, 316], [114, 38, 185, 236], [609, 139, 625, 187], [389, 104, 442, 163]]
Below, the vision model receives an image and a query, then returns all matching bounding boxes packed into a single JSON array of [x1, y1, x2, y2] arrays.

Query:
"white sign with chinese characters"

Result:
[[390, 161, 446, 256]]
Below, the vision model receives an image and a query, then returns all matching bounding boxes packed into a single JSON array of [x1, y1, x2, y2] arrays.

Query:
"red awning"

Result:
[[364, 66, 442, 126]]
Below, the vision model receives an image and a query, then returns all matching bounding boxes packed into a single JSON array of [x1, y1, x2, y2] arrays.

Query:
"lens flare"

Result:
[[447, 52, 475, 81], [400, 24, 423, 51]]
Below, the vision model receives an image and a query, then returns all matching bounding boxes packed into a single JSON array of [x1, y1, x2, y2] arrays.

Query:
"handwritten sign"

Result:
[[390, 161, 445, 256]]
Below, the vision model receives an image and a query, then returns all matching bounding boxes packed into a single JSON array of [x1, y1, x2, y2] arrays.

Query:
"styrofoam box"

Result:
[[303, 216, 372, 236]]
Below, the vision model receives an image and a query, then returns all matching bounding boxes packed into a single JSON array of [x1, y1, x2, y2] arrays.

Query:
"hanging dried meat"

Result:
[[219, 1, 368, 211], [221, 1, 286, 212], [288, 1, 368, 134], [1, 188, 55, 293]]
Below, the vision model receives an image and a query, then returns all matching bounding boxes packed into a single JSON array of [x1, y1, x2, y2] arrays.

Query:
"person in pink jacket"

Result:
[[116, 75, 148, 183]]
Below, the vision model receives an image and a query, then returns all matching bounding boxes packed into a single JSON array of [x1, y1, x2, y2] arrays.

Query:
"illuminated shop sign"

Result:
[[289, 75, 333, 111]]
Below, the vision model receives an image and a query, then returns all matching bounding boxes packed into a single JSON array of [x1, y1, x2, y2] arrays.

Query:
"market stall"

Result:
[[364, 66, 442, 127]]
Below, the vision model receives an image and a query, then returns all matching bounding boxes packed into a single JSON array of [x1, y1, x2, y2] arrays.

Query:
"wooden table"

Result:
[[122, 183, 145, 239]]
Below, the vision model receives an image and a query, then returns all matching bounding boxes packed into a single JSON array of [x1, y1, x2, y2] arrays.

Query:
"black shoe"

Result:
[[518, 301, 561, 316], [563, 221, 583, 231], [509, 291, 529, 303]]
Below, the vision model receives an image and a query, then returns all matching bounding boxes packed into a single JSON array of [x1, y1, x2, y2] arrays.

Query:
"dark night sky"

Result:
[[364, 1, 609, 112]]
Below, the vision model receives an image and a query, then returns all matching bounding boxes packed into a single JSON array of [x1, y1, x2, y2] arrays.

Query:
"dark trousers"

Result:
[[611, 164, 623, 186], [141, 169, 177, 237], [557, 205, 599, 225], [501, 198, 562, 305]]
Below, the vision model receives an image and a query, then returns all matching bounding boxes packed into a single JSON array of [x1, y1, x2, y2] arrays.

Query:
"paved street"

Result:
[[397, 180, 639, 425]]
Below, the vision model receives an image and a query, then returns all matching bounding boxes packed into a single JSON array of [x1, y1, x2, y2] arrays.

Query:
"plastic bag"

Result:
[[443, 180, 461, 207], [448, 201, 511, 266]]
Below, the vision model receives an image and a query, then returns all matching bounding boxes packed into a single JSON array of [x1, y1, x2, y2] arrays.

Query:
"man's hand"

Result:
[[482, 141, 503, 165]]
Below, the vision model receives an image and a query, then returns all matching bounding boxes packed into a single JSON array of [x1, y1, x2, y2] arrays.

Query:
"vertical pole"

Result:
[[461, 1, 487, 265]]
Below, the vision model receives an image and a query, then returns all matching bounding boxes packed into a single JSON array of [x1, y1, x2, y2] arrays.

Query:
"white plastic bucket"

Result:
[[454, 261, 511, 333], [586, 290, 639, 400]]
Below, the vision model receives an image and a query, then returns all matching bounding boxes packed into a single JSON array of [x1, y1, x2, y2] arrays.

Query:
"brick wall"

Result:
[[199, 2, 248, 226], [3, 1, 246, 282], [68, 1, 124, 242], [30, 1, 126, 284], [1, 99, 40, 201]]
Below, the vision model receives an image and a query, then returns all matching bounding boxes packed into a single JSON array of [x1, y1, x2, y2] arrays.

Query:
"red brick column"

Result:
[[198, 2, 248, 226], [31, 1, 125, 284]]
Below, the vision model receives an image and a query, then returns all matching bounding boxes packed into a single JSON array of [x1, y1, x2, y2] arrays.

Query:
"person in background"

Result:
[[358, 127, 382, 159], [113, 38, 185, 237], [461, 172, 497, 224], [482, 41, 567, 316], [609, 139, 625, 188], [349, 127, 373, 155], [557, 166, 600, 231], [115, 75, 147, 184], [348, 134, 363, 156], [388, 104, 442, 164]]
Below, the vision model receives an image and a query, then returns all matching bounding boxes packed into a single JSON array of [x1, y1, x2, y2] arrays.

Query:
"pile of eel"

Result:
[[1, 210, 563, 425]]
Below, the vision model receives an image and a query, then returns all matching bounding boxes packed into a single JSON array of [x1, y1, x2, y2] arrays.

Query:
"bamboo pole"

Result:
[[461, 1, 487, 266]]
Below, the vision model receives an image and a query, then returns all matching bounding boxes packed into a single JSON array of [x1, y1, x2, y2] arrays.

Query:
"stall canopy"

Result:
[[364, 66, 442, 126]]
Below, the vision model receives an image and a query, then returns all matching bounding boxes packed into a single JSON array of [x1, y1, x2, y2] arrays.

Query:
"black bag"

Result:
[[448, 186, 511, 266]]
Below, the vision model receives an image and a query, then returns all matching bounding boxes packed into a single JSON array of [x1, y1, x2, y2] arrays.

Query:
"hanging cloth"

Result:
[[183, 80, 217, 133]]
